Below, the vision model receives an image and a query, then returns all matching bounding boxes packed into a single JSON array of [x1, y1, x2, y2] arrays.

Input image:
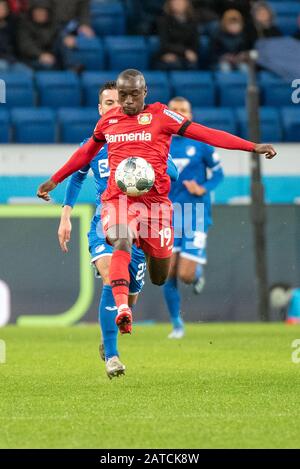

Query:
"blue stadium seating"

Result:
[[259, 72, 292, 106], [58, 108, 99, 143], [0, 109, 10, 143], [169, 72, 215, 106], [215, 71, 248, 107], [143, 71, 170, 104], [236, 107, 283, 142], [281, 107, 300, 141], [67, 36, 105, 70], [192, 107, 237, 134], [0, 71, 35, 108], [147, 36, 160, 65], [104, 36, 150, 70], [35, 71, 81, 108], [269, 2, 300, 16], [276, 17, 298, 35], [11, 108, 56, 143], [91, 1, 126, 36], [81, 71, 116, 106]]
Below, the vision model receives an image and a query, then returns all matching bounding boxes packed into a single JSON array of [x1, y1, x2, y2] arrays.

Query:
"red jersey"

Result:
[[51, 103, 255, 188], [92, 102, 189, 201]]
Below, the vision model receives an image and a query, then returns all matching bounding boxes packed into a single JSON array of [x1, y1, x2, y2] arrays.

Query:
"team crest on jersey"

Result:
[[138, 113, 152, 125]]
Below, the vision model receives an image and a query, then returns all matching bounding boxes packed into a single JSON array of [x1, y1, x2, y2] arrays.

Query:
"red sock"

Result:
[[109, 250, 131, 309]]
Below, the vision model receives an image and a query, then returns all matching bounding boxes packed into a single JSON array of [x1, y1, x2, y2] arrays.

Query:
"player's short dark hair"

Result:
[[98, 81, 117, 103], [117, 69, 146, 88]]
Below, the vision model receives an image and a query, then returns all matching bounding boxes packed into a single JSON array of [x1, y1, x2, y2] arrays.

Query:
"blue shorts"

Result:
[[88, 214, 147, 294], [173, 229, 208, 264], [173, 204, 209, 264]]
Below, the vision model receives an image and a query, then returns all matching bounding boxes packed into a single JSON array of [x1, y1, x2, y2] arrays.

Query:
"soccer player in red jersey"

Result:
[[37, 69, 276, 333]]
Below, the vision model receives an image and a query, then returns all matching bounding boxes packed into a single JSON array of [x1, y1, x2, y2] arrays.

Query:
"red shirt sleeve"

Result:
[[160, 105, 190, 134], [52, 136, 105, 184], [182, 121, 256, 152]]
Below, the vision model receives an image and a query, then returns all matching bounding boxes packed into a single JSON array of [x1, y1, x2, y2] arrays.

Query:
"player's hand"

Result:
[[58, 217, 72, 253], [183, 180, 207, 196], [254, 144, 277, 159], [37, 179, 57, 201]]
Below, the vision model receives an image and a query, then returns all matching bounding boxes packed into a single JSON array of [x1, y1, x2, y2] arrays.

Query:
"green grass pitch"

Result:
[[1, 323, 300, 449]]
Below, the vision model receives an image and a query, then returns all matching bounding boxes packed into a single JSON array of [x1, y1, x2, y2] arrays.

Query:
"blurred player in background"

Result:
[[58, 81, 178, 379], [270, 283, 300, 324], [38, 69, 276, 341], [163, 97, 224, 338]]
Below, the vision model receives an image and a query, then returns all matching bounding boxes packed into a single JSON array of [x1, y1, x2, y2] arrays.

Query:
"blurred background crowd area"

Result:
[[0, 0, 300, 144], [1, 0, 299, 72]]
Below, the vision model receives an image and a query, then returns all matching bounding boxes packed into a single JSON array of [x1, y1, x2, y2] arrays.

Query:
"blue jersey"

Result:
[[63, 142, 179, 208], [288, 289, 300, 319], [169, 136, 224, 228]]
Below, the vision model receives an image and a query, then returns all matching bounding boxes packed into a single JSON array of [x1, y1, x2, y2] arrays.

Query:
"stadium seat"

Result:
[[269, 2, 300, 17], [0, 109, 10, 143], [35, 71, 81, 108], [104, 36, 150, 70], [281, 107, 300, 142], [58, 108, 99, 143], [147, 36, 160, 65], [0, 71, 35, 108], [215, 71, 248, 107], [143, 71, 170, 104], [67, 36, 105, 70], [11, 108, 56, 143], [259, 72, 292, 106], [91, 1, 126, 35], [236, 107, 283, 142], [81, 71, 116, 106], [276, 16, 298, 35], [192, 107, 237, 134], [169, 72, 215, 106]]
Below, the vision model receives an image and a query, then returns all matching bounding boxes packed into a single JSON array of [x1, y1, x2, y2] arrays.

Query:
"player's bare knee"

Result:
[[178, 271, 195, 285], [150, 274, 168, 286]]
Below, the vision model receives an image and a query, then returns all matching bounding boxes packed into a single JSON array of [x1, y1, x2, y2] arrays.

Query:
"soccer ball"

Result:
[[115, 157, 155, 197]]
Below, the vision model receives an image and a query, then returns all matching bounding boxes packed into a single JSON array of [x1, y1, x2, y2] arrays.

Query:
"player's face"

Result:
[[117, 77, 146, 116], [98, 89, 119, 116], [168, 99, 192, 120]]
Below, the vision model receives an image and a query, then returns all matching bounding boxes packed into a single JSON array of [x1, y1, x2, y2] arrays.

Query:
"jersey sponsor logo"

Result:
[[164, 109, 185, 124], [109, 119, 118, 124], [98, 159, 110, 178], [212, 151, 220, 163], [105, 132, 152, 143], [138, 113, 152, 125], [173, 158, 190, 173]]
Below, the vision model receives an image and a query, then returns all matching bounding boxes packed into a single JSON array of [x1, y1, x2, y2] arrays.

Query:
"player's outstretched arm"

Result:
[[37, 137, 104, 201], [181, 122, 277, 159], [58, 205, 72, 253]]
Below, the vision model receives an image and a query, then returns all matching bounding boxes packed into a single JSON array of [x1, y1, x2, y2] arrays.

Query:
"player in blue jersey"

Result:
[[58, 81, 179, 378], [163, 97, 224, 339], [270, 283, 300, 324]]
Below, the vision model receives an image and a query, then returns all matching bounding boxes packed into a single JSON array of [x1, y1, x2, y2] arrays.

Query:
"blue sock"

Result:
[[194, 264, 203, 282], [163, 277, 184, 329], [99, 285, 119, 360]]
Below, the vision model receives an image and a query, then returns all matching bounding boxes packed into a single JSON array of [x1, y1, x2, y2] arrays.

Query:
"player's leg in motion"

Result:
[[163, 256, 205, 339], [106, 224, 135, 334], [162, 253, 185, 339], [94, 257, 125, 379]]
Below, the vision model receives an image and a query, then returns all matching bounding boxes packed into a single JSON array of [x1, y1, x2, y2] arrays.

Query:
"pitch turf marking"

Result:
[[0, 204, 94, 326]]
